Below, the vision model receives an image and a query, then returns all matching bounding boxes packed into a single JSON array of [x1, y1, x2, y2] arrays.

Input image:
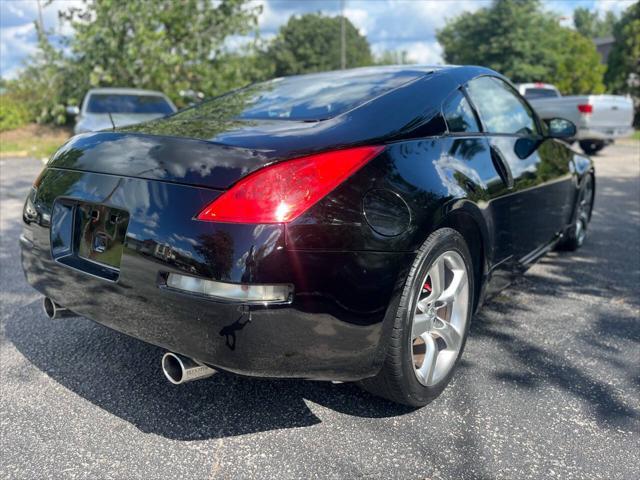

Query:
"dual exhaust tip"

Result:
[[42, 297, 215, 385], [161, 352, 216, 384]]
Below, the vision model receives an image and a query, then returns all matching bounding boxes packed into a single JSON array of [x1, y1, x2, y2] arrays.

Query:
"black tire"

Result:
[[557, 174, 594, 251], [359, 228, 474, 407], [579, 140, 605, 155]]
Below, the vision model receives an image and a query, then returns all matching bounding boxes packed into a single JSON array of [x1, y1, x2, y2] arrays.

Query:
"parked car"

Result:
[[67, 88, 177, 134], [517, 82, 634, 155], [21, 66, 595, 406]]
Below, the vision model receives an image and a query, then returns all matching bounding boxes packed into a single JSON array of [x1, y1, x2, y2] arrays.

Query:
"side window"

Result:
[[466, 77, 538, 135], [442, 90, 480, 133]]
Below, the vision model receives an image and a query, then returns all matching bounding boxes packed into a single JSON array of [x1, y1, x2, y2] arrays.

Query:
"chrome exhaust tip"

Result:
[[42, 297, 75, 319], [161, 352, 216, 385]]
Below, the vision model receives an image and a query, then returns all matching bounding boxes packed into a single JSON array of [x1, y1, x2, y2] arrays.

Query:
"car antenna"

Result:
[[107, 111, 116, 130]]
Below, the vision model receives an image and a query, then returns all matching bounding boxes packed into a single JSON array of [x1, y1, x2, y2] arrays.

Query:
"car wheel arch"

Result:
[[434, 205, 488, 312]]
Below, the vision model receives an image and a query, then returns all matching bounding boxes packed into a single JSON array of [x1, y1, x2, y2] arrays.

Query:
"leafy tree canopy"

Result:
[[605, 1, 640, 96], [7, 22, 71, 125], [266, 13, 373, 76], [573, 7, 618, 38], [60, 0, 261, 95], [8, 0, 264, 124], [437, 0, 605, 94]]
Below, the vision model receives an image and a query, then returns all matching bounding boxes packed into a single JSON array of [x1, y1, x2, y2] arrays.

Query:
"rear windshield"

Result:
[[523, 88, 560, 99], [86, 94, 174, 114], [207, 69, 423, 121]]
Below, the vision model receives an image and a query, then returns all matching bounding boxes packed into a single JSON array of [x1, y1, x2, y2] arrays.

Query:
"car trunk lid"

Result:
[[48, 131, 276, 190]]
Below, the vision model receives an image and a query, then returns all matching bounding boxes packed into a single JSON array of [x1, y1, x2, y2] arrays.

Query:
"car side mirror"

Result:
[[546, 118, 576, 139], [66, 105, 80, 116]]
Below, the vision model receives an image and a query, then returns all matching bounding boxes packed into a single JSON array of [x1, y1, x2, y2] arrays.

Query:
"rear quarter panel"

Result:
[[286, 136, 507, 271]]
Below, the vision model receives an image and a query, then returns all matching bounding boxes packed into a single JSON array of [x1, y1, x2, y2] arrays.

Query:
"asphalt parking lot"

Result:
[[1, 141, 639, 480]]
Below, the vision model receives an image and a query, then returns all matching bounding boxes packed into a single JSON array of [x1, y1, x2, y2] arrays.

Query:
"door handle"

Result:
[[490, 146, 514, 189]]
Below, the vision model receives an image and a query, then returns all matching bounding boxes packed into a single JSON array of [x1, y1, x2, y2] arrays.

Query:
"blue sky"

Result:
[[0, 0, 635, 79]]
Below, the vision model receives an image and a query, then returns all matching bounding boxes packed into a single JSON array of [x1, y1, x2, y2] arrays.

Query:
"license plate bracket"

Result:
[[50, 200, 129, 281]]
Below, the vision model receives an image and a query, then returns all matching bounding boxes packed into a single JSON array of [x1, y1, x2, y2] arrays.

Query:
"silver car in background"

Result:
[[517, 82, 634, 155], [68, 88, 177, 134]]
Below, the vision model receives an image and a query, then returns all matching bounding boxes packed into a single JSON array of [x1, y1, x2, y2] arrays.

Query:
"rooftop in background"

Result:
[[593, 36, 615, 64]]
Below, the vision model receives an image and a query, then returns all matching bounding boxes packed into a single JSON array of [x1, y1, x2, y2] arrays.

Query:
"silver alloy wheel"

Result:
[[411, 251, 469, 387], [576, 177, 594, 246]]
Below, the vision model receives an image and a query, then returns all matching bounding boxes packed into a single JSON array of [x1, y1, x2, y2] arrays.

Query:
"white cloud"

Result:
[[0, 0, 85, 78], [343, 7, 372, 36], [0, 23, 37, 78], [4, 2, 27, 20], [404, 41, 444, 65], [594, 0, 636, 14], [1, 0, 68, 32], [371, 39, 444, 64], [251, 0, 487, 63]]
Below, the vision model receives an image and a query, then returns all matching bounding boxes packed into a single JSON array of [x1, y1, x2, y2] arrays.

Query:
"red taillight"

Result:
[[577, 104, 593, 114], [196, 145, 385, 224]]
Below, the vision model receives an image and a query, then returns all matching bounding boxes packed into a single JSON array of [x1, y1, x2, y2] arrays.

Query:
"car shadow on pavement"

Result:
[[4, 297, 415, 441], [5, 285, 637, 443]]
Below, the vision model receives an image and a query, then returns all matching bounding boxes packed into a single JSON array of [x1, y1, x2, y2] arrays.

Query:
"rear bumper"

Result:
[[20, 231, 413, 381], [576, 126, 634, 141]]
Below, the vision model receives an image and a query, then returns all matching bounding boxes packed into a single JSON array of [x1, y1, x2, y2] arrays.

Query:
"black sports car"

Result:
[[20, 66, 595, 406]]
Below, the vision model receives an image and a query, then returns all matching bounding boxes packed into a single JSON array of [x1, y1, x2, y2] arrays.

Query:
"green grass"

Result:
[[633, 130, 640, 141], [0, 124, 71, 159], [0, 137, 63, 158]]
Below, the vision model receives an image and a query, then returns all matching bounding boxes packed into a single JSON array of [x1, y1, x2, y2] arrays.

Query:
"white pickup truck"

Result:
[[517, 83, 634, 155]]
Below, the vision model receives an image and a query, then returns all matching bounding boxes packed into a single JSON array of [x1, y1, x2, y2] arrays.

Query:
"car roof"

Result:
[[85, 88, 169, 97], [277, 64, 457, 82], [334, 64, 506, 86]]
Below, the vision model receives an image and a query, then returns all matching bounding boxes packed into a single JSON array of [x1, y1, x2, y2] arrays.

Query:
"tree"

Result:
[[266, 13, 373, 76], [7, 22, 72, 124], [552, 30, 607, 94], [605, 2, 640, 93], [436, 0, 605, 94], [8, 0, 264, 124], [60, 0, 263, 101], [605, 1, 640, 124], [573, 7, 617, 38], [375, 50, 414, 66]]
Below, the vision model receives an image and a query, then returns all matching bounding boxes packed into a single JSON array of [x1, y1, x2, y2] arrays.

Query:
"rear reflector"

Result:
[[166, 273, 293, 303], [196, 145, 384, 224], [577, 104, 593, 114]]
